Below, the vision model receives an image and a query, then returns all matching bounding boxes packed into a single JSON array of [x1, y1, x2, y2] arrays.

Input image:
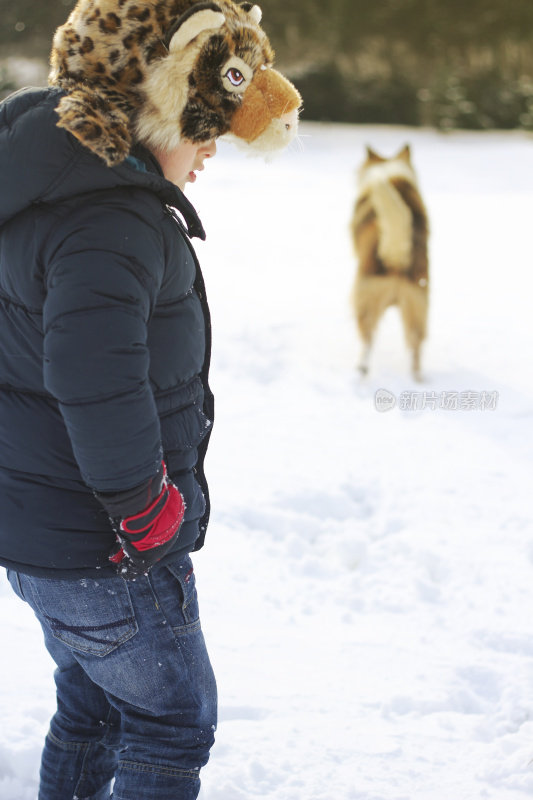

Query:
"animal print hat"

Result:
[[49, 0, 302, 166]]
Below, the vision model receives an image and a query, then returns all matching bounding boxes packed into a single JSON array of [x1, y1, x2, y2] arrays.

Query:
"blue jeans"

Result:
[[6, 556, 217, 800]]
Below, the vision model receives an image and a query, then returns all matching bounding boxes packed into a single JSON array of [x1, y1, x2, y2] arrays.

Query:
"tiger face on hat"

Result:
[[49, 0, 302, 166]]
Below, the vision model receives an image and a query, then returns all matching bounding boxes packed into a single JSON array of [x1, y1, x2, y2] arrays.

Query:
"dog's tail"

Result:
[[371, 181, 413, 271]]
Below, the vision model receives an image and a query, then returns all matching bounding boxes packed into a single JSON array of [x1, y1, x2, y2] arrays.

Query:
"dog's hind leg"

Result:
[[354, 293, 379, 376], [353, 276, 396, 375], [398, 283, 428, 381], [358, 341, 372, 376], [411, 339, 423, 381]]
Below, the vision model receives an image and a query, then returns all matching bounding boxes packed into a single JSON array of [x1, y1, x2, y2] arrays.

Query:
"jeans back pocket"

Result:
[[27, 576, 138, 657]]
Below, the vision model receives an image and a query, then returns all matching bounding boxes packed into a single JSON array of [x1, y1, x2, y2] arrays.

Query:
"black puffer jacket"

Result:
[[0, 87, 214, 578]]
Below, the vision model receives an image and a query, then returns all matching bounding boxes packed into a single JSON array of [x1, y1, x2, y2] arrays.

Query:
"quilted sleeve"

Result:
[[42, 194, 165, 493]]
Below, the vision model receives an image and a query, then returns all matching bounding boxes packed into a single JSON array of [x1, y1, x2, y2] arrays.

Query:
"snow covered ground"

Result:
[[1, 120, 533, 799]]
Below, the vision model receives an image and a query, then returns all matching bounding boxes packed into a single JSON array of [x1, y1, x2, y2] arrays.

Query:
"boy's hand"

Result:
[[108, 465, 185, 579]]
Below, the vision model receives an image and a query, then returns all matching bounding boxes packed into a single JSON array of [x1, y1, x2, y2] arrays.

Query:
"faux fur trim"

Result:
[[135, 29, 215, 152], [49, 0, 300, 165]]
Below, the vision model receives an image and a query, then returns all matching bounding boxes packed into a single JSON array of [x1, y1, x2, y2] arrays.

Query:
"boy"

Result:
[[0, 2, 300, 798]]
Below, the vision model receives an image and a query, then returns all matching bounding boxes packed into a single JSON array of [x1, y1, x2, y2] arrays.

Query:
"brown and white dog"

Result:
[[350, 145, 429, 380]]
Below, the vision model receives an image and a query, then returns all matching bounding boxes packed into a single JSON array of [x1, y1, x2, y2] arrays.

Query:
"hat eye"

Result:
[[225, 67, 244, 87], [221, 57, 253, 94]]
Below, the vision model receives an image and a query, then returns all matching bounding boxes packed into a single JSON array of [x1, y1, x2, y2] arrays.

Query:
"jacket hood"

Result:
[[0, 86, 205, 239]]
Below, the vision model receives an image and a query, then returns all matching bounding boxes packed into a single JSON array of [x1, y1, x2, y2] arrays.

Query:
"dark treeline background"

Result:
[[1, 0, 533, 130]]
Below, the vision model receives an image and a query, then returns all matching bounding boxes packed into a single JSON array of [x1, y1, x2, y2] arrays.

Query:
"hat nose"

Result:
[[280, 107, 298, 134]]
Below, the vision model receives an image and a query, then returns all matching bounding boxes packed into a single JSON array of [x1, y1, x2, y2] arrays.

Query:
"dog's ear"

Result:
[[365, 145, 383, 163], [397, 144, 411, 162]]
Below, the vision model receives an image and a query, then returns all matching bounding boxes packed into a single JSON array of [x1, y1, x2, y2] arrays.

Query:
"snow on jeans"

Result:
[[6, 555, 217, 800]]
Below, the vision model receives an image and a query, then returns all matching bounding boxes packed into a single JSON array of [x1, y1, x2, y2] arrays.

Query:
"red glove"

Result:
[[109, 464, 185, 578]]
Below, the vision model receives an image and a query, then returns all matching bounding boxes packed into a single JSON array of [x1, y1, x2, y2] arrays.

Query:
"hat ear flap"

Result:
[[168, 7, 225, 53], [55, 86, 131, 167]]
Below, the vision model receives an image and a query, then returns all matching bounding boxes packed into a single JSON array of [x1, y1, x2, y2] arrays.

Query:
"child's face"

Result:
[[154, 139, 217, 189]]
